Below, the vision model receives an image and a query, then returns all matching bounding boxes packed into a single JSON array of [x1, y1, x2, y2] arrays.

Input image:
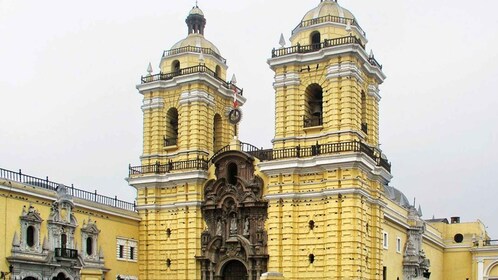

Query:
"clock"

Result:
[[228, 108, 242, 124]]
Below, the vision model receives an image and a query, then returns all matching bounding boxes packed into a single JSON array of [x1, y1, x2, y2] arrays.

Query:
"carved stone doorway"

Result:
[[222, 260, 247, 280]]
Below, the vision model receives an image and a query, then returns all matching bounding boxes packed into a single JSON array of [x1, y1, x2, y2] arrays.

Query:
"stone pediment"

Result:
[[20, 205, 43, 223]]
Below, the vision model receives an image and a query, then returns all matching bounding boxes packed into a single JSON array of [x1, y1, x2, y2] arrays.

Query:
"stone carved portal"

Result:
[[198, 151, 268, 280]]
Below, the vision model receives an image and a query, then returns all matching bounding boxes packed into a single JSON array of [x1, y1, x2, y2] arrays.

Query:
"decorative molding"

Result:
[[141, 97, 164, 111], [273, 72, 301, 88], [326, 62, 364, 84], [179, 90, 215, 107]]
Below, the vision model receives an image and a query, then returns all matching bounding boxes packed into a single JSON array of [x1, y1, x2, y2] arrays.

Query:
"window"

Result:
[[309, 220, 315, 230], [383, 266, 387, 280], [383, 232, 388, 249], [86, 237, 93, 255], [130, 246, 135, 260], [304, 84, 323, 128], [26, 226, 35, 247], [61, 234, 67, 248], [215, 65, 221, 78], [165, 108, 179, 147], [227, 163, 238, 185], [361, 91, 368, 134], [117, 237, 137, 262], [310, 31, 321, 49], [309, 254, 315, 264], [119, 245, 124, 258], [172, 60, 180, 73], [396, 237, 401, 253]]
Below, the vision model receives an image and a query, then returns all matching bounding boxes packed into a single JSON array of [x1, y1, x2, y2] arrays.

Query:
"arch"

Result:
[[213, 114, 223, 152], [304, 83, 323, 127], [50, 269, 73, 280], [227, 162, 238, 185], [165, 108, 179, 146], [215, 65, 222, 78], [310, 31, 321, 49], [26, 225, 35, 247], [218, 259, 249, 280], [361, 90, 368, 134], [171, 60, 180, 73], [23, 277, 37, 280], [486, 260, 498, 277]]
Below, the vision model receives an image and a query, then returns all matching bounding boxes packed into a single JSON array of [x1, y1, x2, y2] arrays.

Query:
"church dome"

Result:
[[383, 185, 411, 208], [170, 33, 221, 55], [189, 6, 204, 16], [301, 0, 356, 22]]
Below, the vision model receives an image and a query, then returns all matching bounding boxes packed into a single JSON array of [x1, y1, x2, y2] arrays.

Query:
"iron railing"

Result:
[[292, 15, 365, 36], [140, 65, 243, 95], [129, 159, 209, 175], [484, 240, 498, 246], [368, 57, 383, 69], [304, 116, 323, 128], [129, 141, 391, 175], [163, 46, 227, 64], [55, 248, 78, 259], [0, 167, 136, 211], [272, 35, 365, 58], [164, 137, 178, 147]]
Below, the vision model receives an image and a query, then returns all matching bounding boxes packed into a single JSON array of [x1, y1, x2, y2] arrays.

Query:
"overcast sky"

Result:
[[1, 0, 497, 237]]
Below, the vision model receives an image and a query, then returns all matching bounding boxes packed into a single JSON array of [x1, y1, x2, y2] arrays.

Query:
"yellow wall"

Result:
[[0, 179, 139, 280]]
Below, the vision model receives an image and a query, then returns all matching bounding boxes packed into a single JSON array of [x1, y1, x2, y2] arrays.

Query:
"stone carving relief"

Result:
[[198, 151, 268, 280]]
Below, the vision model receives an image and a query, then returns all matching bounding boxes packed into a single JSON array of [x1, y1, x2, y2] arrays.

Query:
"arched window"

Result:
[[215, 65, 222, 78], [304, 84, 323, 127], [310, 31, 321, 50], [213, 114, 223, 152], [172, 60, 180, 74], [361, 91, 368, 134], [165, 108, 179, 146], [227, 163, 238, 185], [86, 237, 93, 255], [26, 226, 35, 247]]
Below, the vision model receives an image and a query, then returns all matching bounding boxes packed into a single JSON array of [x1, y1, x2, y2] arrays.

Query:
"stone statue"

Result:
[[243, 218, 249, 236], [230, 214, 238, 235], [216, 219, 222, 236]]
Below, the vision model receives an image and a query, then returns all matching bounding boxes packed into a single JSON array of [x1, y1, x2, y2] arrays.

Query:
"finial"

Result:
[[279, 33, 286, 48], [195, 0, 198, 7], [231, 74, 237, 85], [147, 62, 153, 76], [369, 50, 374, 58]]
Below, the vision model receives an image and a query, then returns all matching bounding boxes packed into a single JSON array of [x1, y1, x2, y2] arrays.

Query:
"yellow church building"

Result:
[[1, 1, 498, 280]]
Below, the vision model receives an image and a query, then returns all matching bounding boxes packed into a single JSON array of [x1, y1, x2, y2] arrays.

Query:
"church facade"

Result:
[[2, 1, 498, 280]]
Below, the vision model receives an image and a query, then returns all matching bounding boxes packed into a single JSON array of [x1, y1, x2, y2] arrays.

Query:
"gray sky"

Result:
[[1, 0, 497, 237]]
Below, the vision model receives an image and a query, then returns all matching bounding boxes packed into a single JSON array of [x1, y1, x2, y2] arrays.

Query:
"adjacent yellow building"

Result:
[[2, 1, 498, 280]]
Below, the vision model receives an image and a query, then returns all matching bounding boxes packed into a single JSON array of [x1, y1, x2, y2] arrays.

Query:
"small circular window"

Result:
[[454, 233, 464, 243]]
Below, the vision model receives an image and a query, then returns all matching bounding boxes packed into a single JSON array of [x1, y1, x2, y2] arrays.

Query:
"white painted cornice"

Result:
[[273, 72, 301, 88], [326, 62, 365, 84], [179, 90, 215, 107], [272, 130, 366, 143], [268, 44, 385, 84], [141, 97, 164, 111], [127, 170, 209, 189], [136, 72, 247, 106]]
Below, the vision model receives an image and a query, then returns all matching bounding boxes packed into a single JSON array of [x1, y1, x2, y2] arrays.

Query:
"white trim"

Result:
[[326, 62, 364, 84], [136, 72, 247, 105], [368, 84, 382, 102], [273, 72, 301, 88], [268, 44, 385, 83], [272, 129, 366, 143], [141, 97, 164, 111], [179, 90, 215, 107], [127, 170, 209, 189], [383, 231, 389, 249]]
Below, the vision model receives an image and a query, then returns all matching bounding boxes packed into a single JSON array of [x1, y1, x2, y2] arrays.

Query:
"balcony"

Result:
[[272, 35, 365, 58], [140, 65, 243, 95], [55, 248, 78, 259], [292, 15, 365, 37], [164, 137, 178, 147], [484, 240, 498, 246], [162, 46, 227, 64], [303, 116, 323, 128], [129, 159, 209, 176]]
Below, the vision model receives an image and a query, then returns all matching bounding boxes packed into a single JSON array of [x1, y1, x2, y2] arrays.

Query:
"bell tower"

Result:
[[262, 1, 391, 279], [269, 0, 385, 149], [129, 5, 245, 280], [137, 5, 245, 167]]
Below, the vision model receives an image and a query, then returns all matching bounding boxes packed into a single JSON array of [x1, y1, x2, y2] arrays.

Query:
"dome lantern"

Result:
[[186, 5, 206, 35]]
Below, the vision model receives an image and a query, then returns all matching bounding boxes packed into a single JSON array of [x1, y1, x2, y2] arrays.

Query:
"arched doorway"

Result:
[[222, 260, 247, 280]]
